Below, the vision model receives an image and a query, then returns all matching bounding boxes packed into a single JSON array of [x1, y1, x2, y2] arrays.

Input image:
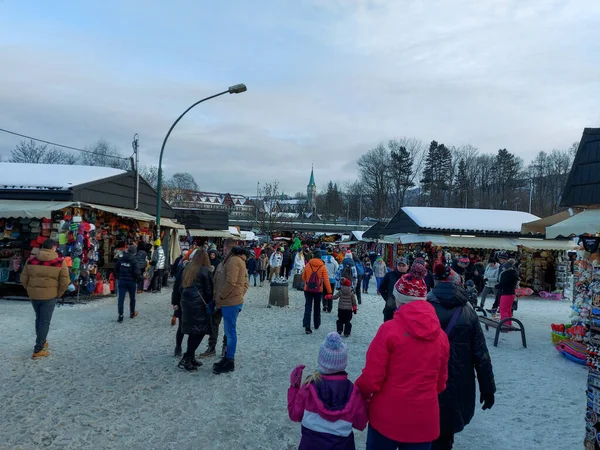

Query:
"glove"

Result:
[[352, 305, 358, 315], [324, 294, 332, 301], [480, 392, 495, 410], [290, 365, 306, 388], [170, 315, 177, 327]]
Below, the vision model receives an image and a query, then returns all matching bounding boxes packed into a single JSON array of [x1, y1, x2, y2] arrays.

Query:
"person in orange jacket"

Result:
[[302, 250, 332, 334]]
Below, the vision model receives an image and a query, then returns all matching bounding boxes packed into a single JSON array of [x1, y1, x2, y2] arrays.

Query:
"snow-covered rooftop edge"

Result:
[[0, 163, 126, 190], [402, 207, 541, 234]]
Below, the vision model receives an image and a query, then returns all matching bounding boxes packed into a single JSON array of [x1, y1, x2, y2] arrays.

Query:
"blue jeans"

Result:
[[117, 280, 137, 316], [221, 305, 243, 359], [363, 276, 371, 291], [31, 299, 57, 353], [376, 277, 384, 291], [367, 425, 432, 450]]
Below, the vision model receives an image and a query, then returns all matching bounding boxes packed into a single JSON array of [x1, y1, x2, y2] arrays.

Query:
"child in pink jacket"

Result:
[[287, 332, 367, 450]]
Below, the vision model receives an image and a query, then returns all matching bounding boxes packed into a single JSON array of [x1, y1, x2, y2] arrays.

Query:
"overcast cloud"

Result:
[[0, 0, 598, 195]]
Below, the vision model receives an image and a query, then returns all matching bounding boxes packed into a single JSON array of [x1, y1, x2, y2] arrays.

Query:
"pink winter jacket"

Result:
[[288, 373, 367, 448], [355, 300, 450, 443]]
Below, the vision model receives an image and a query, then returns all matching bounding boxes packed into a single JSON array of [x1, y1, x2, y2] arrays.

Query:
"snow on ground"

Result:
[[0, 286, 586, 450]]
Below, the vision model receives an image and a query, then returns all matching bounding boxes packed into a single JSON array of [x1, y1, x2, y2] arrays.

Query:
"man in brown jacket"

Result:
[[21, 239, 70, 359], [212, 238, 249, 374]]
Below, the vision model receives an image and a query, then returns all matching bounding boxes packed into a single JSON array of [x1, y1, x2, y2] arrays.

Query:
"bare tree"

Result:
[[357, 144, 392, 219], [259, 181, 285, 238], [10, 139, 77, 165], [167, 172, 198, 191], [139, 165, 161, 190], [80, 139, 130, 170]]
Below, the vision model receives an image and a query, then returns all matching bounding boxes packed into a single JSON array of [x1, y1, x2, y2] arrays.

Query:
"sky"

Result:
[[0, 0, 599, 196]]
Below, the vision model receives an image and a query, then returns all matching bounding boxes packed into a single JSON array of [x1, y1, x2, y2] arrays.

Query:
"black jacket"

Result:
[[496, 267, 518, 296], [180, 267, 214, 336], [427, 282, 496, 435], [208, 249, 221, 270], [246, 257, 258, 274], [282, 248, 292, 268], [115, 253, 141, 282], [379, 270, 404, 309], [135, 250, 148, 274], [171, 266, 184, 317]]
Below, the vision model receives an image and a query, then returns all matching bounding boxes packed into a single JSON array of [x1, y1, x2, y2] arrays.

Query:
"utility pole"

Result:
[[529, 178, 533, 213], [132, 133, 139, 210], [255, 181, 259, 228], [359, 192, 362, 224]]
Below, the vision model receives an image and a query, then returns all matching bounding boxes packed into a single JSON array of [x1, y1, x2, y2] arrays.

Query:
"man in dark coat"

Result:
[[427, 262, 496, 450], [114, 245, 141, 322], [281, 246, 292, 278], [379, 256, 409, 322]]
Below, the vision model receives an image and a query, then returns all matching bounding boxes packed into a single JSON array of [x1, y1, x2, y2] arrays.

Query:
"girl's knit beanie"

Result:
[[318, 332, 348, 374]]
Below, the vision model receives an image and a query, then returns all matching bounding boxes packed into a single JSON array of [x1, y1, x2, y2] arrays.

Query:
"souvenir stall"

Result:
[[0, 201, 156, 299]]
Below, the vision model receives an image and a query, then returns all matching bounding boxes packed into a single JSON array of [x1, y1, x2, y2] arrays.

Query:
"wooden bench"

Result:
[[476, 308, 527, 348]]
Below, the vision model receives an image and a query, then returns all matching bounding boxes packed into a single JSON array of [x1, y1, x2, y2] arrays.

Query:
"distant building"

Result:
[[167, 189, 254, 218], [307, 165, 317, 214]]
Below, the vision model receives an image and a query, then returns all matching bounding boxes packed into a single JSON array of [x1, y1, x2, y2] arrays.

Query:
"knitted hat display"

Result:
[[318, 332, 348, 375], [394, 272, 427, 304]]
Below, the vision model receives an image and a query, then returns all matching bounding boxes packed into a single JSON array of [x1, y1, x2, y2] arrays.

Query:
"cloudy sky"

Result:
[[1, 0, 598, 195]]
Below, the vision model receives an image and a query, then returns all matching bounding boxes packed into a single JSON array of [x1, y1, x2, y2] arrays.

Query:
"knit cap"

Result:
[[318, 332, 348, 375], [128, 245, 137, 255], [394, 270, 427, 304]]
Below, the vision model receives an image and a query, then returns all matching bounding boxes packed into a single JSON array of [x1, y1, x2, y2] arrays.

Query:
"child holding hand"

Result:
[[287, 332, 367, 449]]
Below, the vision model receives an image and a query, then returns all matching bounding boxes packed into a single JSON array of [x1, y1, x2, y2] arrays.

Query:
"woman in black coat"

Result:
[[178, 249, 214, 371], [427, 263, 496, 450], [135, 241, 149, 293]]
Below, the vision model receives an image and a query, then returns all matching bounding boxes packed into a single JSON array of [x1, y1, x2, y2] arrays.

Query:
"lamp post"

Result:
[[155, 84, 247, 235]]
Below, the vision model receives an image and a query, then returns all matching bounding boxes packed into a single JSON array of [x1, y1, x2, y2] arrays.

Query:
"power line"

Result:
[[0, 127, 130, 160]]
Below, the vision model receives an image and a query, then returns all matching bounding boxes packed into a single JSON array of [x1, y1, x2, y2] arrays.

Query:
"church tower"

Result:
[[307, 165, 317, 214]]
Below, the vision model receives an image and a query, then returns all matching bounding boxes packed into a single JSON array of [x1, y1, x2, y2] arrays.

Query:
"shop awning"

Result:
[[83, 203, 156, 222], [160, 218, 185, 230], [514, 238, 578, 251], [521, 209, 581, 235], [240, 231, 257, 241], [546, 208, 600, 239], [188, 229, 237, 238], [382, 233, 517, 250], [0, 200, 77, 219]]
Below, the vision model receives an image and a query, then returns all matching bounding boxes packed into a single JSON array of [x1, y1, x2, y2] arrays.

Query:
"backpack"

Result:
[[341, 263, 354, 282], [305, 262, 322, 293], [355, 261, 364, 276]]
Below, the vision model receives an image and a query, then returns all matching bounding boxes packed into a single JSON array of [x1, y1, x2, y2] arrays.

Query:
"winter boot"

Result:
[[305, 328, 313, 335], [130, 311, 138, 319], [43, 341, 49, 350], [190, 357, 202, 368], [117, 314, 124, 323], [32, 350, 50, 359], [213, 357, 227, 369], [178, 355, 197, 371], [213, 358, 235, 374], [199, 346, 216, 358], [174, 346, 182, 357]]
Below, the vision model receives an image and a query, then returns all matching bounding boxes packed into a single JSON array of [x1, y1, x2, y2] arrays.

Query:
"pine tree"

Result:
[[390, 145, 414, 208], [421, 141, 452, 206], [454, 159, 469, 207]]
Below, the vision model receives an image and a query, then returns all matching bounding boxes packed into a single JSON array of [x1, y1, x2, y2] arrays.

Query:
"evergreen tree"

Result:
[[494, 148, 522, 208], [454, 159, 469, 207], [389, 145, 414, 208], [421, 141, 452, 206]]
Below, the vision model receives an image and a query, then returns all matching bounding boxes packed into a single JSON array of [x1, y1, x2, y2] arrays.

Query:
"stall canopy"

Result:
[[546, 209, 600, 239], [188, 229, 237, 238], [240, 231, 257, 241], [382, 233, 517, 250], [382, 233, 576, 251], [160, 218, 185, 230], [515, 238, 578, 251], [521, 209, 581, 235], [84, 203, 156, 222], [0, 200, 77, 219]]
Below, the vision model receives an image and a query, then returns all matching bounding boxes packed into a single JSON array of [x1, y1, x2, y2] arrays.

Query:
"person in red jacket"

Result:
[[355, 267, 450, 450]]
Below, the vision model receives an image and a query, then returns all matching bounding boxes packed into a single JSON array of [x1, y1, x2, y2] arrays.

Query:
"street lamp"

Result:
[[155, 83, 247, 235]]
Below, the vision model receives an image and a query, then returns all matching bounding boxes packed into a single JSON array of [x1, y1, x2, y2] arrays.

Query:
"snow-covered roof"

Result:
[[278, 199, 305, 205], [401, 207, 540, 234], [0, 163, 126, 190]]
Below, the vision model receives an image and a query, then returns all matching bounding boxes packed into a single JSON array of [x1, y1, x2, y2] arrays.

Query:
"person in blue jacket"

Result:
[[363, 261, 374, 294], [353, 253, 364, 305]]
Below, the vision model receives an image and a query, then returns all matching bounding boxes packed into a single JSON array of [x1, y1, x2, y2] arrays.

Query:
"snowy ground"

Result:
[[0, 285, 587, 450]]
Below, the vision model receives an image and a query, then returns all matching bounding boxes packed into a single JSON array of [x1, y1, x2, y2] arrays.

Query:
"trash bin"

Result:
[[292, 273, 304, 291], [269, 281, 289, 307]]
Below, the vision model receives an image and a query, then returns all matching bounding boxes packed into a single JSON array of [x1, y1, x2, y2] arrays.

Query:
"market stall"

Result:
[[0, 200, 157, 299]]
